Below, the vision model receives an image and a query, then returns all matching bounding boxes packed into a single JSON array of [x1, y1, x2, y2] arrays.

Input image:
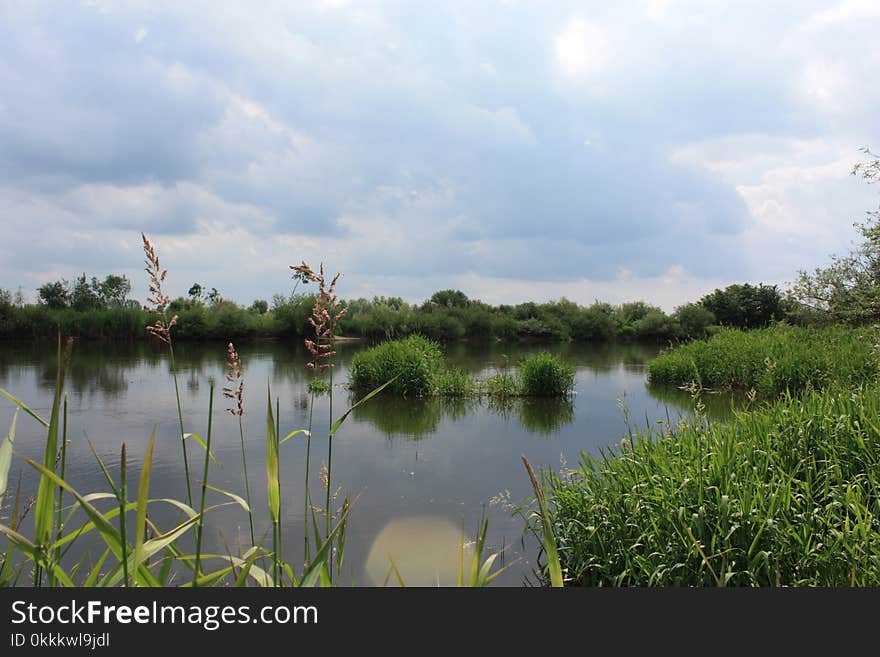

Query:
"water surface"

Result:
[[0, 339, 719, 586]]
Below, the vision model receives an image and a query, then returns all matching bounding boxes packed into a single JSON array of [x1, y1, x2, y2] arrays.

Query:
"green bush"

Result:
[[517, 352, 575, 397], [349, 334, 444, 396]]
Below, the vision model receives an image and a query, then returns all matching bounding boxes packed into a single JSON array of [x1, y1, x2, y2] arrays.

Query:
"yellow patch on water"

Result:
[[365, 516, 474, 586]]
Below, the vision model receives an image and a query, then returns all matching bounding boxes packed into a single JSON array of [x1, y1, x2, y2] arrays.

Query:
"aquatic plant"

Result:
[[647, 324, 879, 395]]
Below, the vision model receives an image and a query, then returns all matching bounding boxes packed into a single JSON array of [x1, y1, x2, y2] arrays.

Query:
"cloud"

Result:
[[0, 1, 878, 308], [554, 18, 608, 79]]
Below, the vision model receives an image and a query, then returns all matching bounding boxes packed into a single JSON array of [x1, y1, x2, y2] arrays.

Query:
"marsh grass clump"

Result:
[[539, 384, 880, 586], [349, 334, 445, 396], [647, 324, 879, 396], [434, 367, 479, 396], [485, 372, 520, 398], [349, 338, 577, 399], [516, 352, 575, 397]]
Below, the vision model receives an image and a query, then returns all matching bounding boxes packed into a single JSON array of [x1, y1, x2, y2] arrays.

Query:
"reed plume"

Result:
[[142, 232, 192, 507], [290, 261, 347, 372], [223, 342, 254, 545], [142, 233, 178, 345], [289, 260, 347, 555]]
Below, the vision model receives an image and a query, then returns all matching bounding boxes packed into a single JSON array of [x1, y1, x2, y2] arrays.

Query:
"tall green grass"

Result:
[[517, 352, 576, 397], [350, 337, 576, 398], [539, 384, 880, 586], [349, 335, 444, 396], [647, 324, 880, 396]]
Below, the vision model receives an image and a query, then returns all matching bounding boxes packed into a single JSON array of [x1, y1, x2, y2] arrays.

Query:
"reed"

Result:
[[540, 383, 880, 586], [647, 324, 879, 396], [142, 233, 193, 508], [223, 343, 254, 546]]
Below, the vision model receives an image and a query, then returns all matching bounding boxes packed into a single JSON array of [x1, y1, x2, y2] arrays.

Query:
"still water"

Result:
[[0, 339, 715, 586]]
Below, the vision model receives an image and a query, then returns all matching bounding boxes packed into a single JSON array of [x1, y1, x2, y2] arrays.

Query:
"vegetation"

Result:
[[349, 336, 576, 398], [647, 324, 879, 396], [349, 335, 444, 397], [535, 384, 880, 586], [0, 279, 779, 343], [517, 352, 576, 397]]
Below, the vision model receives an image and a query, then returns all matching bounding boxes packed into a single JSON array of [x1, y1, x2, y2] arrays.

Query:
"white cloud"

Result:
[[553, 18, 608, 78]]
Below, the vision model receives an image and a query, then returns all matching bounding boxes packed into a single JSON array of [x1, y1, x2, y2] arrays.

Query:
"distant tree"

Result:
[[699, 284, 783, 329], [513, 301, 539, 320], [0, 289, 11, 309], [98, 274, 131, 307], [674, 303, 716, 339], [618, 301, 659, 326], [188, 283, 203, 303], [70, 274, 102, 311], [38, 281, 70, 309], [207, 287, 222, 307], [429, 289, 470, 308], [249, 299, 269, 314], [13, 287, 25, 307]]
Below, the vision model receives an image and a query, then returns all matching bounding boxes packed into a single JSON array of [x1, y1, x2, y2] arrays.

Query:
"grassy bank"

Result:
[[349, 335, 575, 397], [647, 324, 879, 395], [538, 384, 880, 586]]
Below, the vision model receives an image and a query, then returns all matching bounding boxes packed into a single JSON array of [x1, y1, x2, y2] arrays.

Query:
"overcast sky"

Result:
[[1, 0, 878, 310]]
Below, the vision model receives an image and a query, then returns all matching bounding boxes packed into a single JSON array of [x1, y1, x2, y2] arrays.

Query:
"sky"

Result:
[[1, 0, 879, 311]]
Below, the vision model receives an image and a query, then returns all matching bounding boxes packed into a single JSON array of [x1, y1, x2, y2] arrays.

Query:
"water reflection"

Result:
[[365, 516, 473, 586], [351, 395, 477, 439], [487, 397, 576, 435], [644, 382, 744, 420]]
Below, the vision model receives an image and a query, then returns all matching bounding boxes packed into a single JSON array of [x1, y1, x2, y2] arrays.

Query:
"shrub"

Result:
[[349, 334, 444, 396], [517, 352, 575, 397], [673, 303, 716, 340]]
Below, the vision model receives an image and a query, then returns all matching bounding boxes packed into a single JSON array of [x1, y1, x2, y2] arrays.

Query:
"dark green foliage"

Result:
[[37, 281, 69, 309], [517, 352, 576, 397], [571, 302, 618, 340], [37, 274, 133, 312], [9, 278, 710, 344], [647, 324, 879, 395], [70, 274, 102, 311], [429, 289, 470, 308], [700, 283, 784, 329], [270, 293, 318, 337], [544, 384, 880, 586], [250, 299, 269, 315], [673, 302, 716, 339], [188, 283, 203, 302]]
